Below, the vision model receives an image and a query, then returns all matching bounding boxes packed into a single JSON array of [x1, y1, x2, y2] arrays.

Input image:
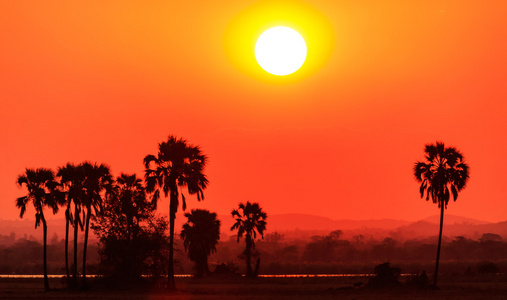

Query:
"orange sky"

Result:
[[1, 0, 506, 223]]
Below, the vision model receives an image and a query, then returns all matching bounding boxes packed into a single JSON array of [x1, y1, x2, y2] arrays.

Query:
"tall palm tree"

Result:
[[80, 162, 112, 288], [231, 202, 267, 278], [16, 168, 63, 291], [180, 209, 220, 277], [414, 142, 469, 286], [144, 135, 208, 289], [57, 163, 85, 286]]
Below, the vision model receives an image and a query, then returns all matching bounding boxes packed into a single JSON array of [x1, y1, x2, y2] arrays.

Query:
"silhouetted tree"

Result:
[[80, 162, 112, 288], [116, 174, 151, 280], [414, 141, 469, 286], [231, 202, 267, 278], [16, 168, 63, 291], [180, 209, 220, 277], [57, 163, 85, 286], [479, 233, 502, 243], [367, 262, 401, 289], [302, 232, 344, 263], [92, 173, 169, 282], [144, 136, 208, 289]]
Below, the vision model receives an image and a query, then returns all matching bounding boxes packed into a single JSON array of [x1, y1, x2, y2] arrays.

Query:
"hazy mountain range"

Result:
[[1, 214, 505, 244]]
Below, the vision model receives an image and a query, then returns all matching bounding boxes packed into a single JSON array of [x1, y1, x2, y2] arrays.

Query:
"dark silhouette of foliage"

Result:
[[302, 231, 348, 263], [231, 202, 267, 278], [366, 262, 401, 289], [477, 261, 499, 274], [80, 162, 112, 288], [414, 141, 469, 286], [16, 168, 63, 291], [57, 163, 85, 287], [144, 135, 208, 289], [479, 233, 502, 243], [92, 174, 169, 283], [180, 209, 220, 277], [406, 270, 429, 288]]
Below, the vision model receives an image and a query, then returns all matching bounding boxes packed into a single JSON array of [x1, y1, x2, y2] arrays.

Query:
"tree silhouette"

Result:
[[92, 173, 169, 281], [113, 173, 151, 280], [180, 209, 220, 277], [80, 162, 112, 288], [57, 163, 85, 287], [231, 202, 267, 278], [414, 141, 469, 286], [16, 168, 63, 291], [144, 135, 208, 289]]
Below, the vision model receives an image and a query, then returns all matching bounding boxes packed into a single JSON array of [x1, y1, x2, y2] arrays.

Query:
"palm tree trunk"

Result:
[[246, 236, 252, 278], [433, 201, 445, 287], [167, 198, 176, 289], [204, 256, 209, 277], [127, 219, 133, 281], [82, 208, 91, 289], [42, 218, 50, 291], [65, 211, 70, 285], [73, 203, 79, 287]]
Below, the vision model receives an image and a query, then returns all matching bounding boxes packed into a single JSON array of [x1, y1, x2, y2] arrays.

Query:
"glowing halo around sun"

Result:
[[255, 26, 307, 76], [223, 0, 335, 84]]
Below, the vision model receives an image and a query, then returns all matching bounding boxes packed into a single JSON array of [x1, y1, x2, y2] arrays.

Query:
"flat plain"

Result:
[[0, 275, 506, 299]]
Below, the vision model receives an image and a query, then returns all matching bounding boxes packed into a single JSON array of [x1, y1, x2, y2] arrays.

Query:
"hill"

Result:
[[2, 213, 505, 244]]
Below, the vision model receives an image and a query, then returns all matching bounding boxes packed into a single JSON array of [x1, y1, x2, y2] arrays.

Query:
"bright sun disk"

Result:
[[255, 26, 307, 76]]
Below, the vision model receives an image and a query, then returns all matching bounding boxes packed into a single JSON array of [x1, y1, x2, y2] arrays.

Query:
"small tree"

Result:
[[231, 202, 267, 278]]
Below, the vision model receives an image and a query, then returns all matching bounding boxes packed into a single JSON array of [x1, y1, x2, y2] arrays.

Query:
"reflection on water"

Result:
[[0, 274, 192, 279], [259, 274, 375, 278], [0, 274, 377, 279]]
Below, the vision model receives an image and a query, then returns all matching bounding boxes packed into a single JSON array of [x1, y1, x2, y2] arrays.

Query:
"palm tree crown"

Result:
[[144, 136, 208, 211], [16, 168, 61, 227], [231, 202, 267, 244], [414, 141, 469, 208], [114, 173, 151, 224]]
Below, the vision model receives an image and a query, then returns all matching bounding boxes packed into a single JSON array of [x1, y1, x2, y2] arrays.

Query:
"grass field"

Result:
[[0, 275, 506, 299]]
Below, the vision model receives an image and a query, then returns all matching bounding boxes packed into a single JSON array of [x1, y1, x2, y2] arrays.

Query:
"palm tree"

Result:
[[414, 141, 469, 286], [80, 162, 112, 288], [231, 202, 267, 278], [16, 168, 63, 291], [144, 135, 208, 289], [180, 209, 220, 277], [57, 163, 85, 286]]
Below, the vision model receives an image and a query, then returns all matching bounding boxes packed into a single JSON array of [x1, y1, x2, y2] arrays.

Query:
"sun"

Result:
[[223, 0, 334, 83], [255, 26, 307, 76]]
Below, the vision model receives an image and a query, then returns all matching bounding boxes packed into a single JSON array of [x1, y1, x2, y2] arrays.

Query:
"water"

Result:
[[0, 274, 375, 279]]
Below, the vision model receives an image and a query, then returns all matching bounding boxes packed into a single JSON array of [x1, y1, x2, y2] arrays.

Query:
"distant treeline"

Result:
[[1, 230, 505, 276]]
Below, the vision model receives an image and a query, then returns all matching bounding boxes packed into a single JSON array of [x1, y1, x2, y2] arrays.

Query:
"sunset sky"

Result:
[[1, 1, 506, 223]]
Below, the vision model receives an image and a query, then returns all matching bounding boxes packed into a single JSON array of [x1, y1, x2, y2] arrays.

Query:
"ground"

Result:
[[0, 275, 505, 299]]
